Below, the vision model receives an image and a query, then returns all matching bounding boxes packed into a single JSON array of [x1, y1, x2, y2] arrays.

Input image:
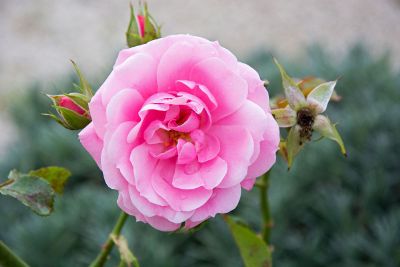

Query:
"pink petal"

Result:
[[88, 92, 107, 139], [130, 144, 167, 206], [152, 159, 213, 211], [190, 185, 241, 222], [238, 62, 271, 113], [157, 41, 217, 91], [208, 125, 254, 188], [117, 190, 147, 222], [177, 141, 197, 165], [200, 156, 227, 189], [246, 113, 280, 179], [168, 111, 200, 133], [79, 123, 104, 168], [175, 80, 218, 111], [106, 89, 144, 127], [190, 58, 248, 121], [101, 147, 128, 190], [172, 164, 203, 190], [104, 121, 136, 184], [106, 53, 157, 101], [145, 216, 181, 232]]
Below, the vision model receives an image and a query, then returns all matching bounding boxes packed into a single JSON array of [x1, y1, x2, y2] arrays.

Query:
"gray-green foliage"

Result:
[[0, 45, 399, 267]]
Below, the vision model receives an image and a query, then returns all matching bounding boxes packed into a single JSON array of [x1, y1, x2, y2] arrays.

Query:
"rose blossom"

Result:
[[79, 35, 279, 231]]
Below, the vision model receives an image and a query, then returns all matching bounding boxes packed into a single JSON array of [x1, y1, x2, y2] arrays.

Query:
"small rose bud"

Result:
[[46, 93, 90, 130], [44, 62, 92, 130], [126, 1, 161, 48]]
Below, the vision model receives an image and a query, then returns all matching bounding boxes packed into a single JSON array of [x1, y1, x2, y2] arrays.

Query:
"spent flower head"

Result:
[[272, 59, 346, 168]]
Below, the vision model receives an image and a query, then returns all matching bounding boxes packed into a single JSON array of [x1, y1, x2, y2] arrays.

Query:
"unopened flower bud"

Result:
[[126, 1, 161, 48], [44, 62, 93, 130], [47, 93, 90, 130]]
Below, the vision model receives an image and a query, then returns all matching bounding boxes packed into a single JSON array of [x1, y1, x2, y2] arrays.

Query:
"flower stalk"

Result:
[[0, 241, 30, 267], [89, 211, 129, 267], [258, 171, 273, 243]]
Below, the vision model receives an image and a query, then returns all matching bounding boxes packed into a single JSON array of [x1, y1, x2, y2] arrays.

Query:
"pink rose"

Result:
[[79, 35, 279, 231]]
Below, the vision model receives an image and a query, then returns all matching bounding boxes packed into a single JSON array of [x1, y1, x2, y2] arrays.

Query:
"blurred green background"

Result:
[[0, 45, 399, 267], [1, 0, 400, 266]]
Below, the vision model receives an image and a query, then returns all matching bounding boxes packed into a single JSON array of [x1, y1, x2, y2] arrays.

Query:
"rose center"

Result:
[[163, 130, 191, 147], [297, 108, 315, 141]]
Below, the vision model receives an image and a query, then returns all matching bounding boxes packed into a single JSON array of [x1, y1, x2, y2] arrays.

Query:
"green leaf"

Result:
[[111, 234, 140, 267], [306, 80, 337, 113], [0, 171, 55, 216], [273, 58, 307, 111], [313, 115, 347, 156], [225, 215, 271, 267], [272, 107, 297, 127], [29, 167, 71, 194]]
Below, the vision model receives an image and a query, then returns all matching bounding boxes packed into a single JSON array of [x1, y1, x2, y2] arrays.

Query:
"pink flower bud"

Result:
[[136, 14, 145, 37], [59, 96, 85, 115]]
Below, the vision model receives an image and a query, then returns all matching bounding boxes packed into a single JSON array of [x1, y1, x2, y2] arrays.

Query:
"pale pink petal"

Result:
[[190, 58, 248, 121], [79, 123, 103, 168]]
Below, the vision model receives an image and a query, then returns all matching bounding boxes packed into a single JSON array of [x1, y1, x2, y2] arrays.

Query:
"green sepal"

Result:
[[70, 60, 93, 97], [286, 125, 305, 169], [142, 2, 161, 43], [55, 106, 91, 130], [313, 115, 347, 156], [111, 234, 140, 267], [0, 170, 55, 216], [274, 58, 307, 111], [306, 80, 337, 113], [224, 215, 272, 267], [29, 166, 71, 194], [126, 3, 141, 47]]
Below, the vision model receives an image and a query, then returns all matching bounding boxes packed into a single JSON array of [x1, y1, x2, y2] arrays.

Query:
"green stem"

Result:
[[0, 241, 30, 267], [89, 211, 129, 267], [259, 171, 272, 243]]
